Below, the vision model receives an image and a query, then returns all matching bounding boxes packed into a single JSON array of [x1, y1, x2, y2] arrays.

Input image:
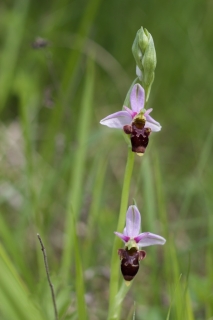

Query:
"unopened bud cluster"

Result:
[[132, 27, 157, 101]]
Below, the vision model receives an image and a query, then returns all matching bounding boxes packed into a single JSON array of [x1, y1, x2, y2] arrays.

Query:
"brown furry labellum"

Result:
[[123, 124, 151, 154], [118, 247, 146, 281]]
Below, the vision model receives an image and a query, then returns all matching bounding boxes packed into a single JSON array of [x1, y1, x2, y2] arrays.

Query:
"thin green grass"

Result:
[[0, 213, 34, 288], [179, 124, 213, 218], [0, 243, 45, 320], [71, 212, 88, 320], [85, 155, 108, 267], [0, 0, 30, 111], [40, 0, 102, 163], [61, 57, 95, 281]]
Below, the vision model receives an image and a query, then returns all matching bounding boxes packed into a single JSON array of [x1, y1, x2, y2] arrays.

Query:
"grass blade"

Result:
[[0, 0, 30, 112], [0, 243, 45, 320], [61, 57, 95, 280], [72, 212, 88, 320]]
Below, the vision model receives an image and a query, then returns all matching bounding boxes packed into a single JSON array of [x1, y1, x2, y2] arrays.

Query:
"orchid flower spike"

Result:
[[100, 84, 161, 132], [115, 205, 166, 249], [115, 205, 166, 282], [100, 84, 161, 155]]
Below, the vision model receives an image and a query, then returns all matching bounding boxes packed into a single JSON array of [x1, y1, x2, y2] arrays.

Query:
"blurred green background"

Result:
[[0, 0, 213, 319]]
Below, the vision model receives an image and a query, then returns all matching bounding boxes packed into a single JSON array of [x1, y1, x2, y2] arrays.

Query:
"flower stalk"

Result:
[[107, 147, 135, 320]]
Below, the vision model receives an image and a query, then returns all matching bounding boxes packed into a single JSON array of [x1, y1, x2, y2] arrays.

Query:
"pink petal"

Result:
[[144, 108, 153, 115], [130, 84, 145, 113], [123, 227, 127, 236], [123, 106, 137, 118], [125, 205, 141, 238], [114, 232, 130, 243], [145, 113, 160, 125], [100, 111, 132, 129], [145, 114, 162, 132], [135, 232, 166, 247]]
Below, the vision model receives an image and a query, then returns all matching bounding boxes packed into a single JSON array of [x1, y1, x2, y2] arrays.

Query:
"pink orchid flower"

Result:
[[100, 84, 161, 132], [115, 205, 166, 248], [115, 205, 166, 282]]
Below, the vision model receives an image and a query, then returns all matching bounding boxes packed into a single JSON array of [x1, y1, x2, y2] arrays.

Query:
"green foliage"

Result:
[[0, 0, 213, 319]]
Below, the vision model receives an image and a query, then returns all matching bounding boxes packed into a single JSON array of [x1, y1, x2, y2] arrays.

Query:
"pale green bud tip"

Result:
[[132, 27, 156, 72], [132, 27, 148, 72], [138, 27, 149, 52], [142, 33, 157, 75]]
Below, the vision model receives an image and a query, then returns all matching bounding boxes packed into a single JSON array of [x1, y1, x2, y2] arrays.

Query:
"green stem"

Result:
[[107, 147, 135, 320]]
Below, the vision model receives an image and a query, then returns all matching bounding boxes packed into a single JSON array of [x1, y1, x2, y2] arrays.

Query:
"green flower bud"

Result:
[[132, 27, 157, 101], [138, 27, 149, 54], [132, 29, 144, 71]]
